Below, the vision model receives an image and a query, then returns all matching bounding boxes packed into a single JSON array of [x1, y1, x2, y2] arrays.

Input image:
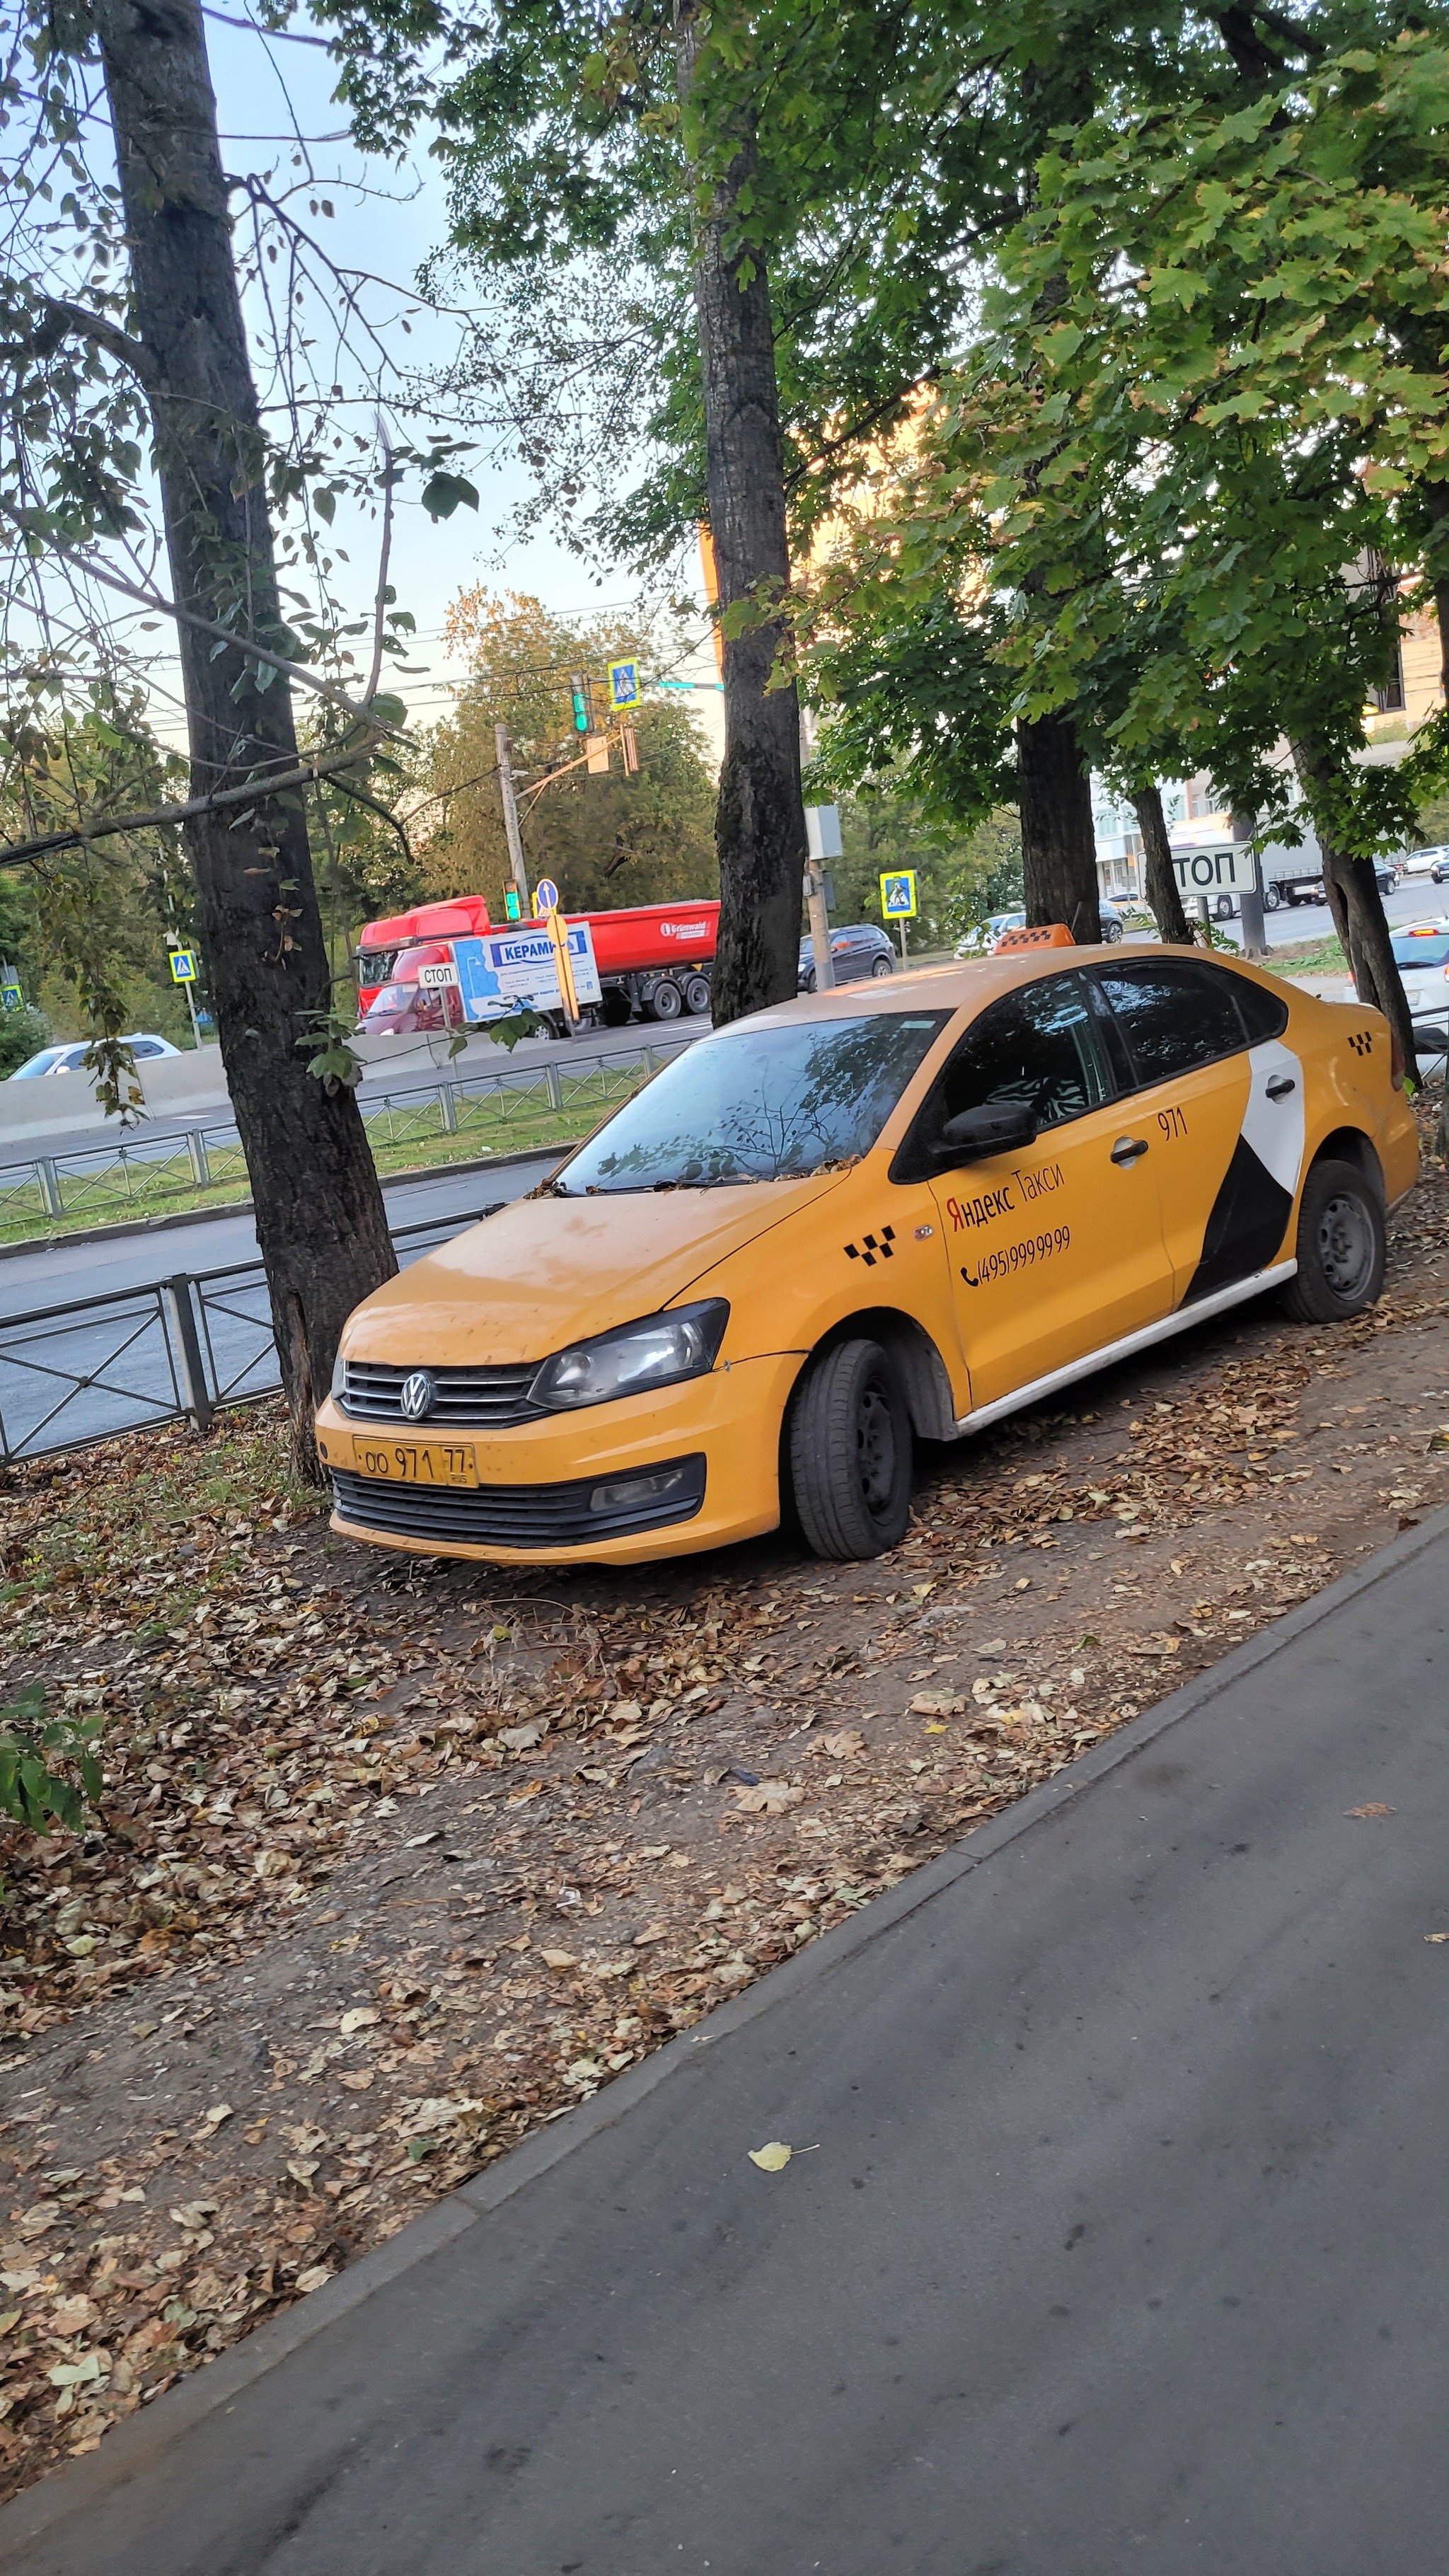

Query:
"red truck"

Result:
[[354, 895, 719, 1036]]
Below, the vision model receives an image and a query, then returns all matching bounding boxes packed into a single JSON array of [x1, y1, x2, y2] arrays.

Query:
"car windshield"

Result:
[[552, 1011, 950, 1192], [362, 983, 415, 1015], [1391, 934, 1449, 969]]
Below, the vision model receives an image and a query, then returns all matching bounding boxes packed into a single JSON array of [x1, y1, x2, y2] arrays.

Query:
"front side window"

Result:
[[893, 974, 1114, 1180], [1094, 961, 1247, 1085], [553, 1011, 949, 1193]]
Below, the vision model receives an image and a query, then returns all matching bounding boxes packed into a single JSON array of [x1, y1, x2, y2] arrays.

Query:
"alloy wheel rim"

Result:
[[1317, 1192, 1374, 1299], [855, 1382, 896, 1514]]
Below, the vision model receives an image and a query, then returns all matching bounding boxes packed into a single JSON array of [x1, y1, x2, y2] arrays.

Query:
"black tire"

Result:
[[870, 954, 894, 978], [683, 974, 712, 1015], [801, 969, 816, 995], [1215, 894, 1235, 920], [647, 978, 683, 1022], [1280, 1156, 1385, 1324], [789, 1338, 913, 1560], [1263, 882, 1281, 913], [1102, 914, 1124, 941]]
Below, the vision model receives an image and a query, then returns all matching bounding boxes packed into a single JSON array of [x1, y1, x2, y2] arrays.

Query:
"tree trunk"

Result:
[[1131, 785, 1196, 945], [1291, 740, 1419, 1085], [95, 0, 396, 1478], [1016, 714, 1101, 942], [676, 3, 806, 1026]]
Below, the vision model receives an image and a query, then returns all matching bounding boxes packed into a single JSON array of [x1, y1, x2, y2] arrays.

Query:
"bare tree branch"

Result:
[[0, 739, 382, 870]]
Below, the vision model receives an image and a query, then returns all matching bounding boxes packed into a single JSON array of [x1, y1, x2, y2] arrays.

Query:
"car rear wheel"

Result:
[[789, 1338, 913, 1560], [1101, 915, 1124, 941], [1280, 1157, 1385, 1324], [1215, 894, 1235, 920], [870, 954, 894, 978], [647, 978, 683, 1021], [683, 974, 712, 1014]]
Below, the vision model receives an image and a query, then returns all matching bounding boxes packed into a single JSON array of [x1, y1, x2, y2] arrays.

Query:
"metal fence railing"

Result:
[[0, 1034, 688, 1244], [0, 1203, 497, 1468]]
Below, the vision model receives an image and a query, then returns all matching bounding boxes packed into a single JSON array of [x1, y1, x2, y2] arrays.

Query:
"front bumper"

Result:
[[316, 1352, 802, 1565]]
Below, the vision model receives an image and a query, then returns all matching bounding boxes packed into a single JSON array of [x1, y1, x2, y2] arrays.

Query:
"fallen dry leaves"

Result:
[[0, 1127, 1445, 2498]]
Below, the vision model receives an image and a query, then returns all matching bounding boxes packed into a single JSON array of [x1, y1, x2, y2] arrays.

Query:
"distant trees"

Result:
[[420, 591, 717, 917]]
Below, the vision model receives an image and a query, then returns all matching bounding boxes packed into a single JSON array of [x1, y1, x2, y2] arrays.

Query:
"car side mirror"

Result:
[[935, 1102, 1038, 1165]]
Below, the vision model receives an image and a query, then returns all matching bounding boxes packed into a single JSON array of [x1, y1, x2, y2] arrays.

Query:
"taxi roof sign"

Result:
[[992, 922, 1075, 954]]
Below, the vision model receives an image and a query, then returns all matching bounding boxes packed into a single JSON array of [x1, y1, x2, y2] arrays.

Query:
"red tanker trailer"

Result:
[[354, 895, 718, 1032]]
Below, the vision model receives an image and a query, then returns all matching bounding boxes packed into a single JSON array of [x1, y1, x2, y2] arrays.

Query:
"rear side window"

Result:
[[1094, 961, 1247, 1085], [1230, 974, 1291, 1043]]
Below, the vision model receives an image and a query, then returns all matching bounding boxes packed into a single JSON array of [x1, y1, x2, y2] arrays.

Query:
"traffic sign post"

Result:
[[166, 940, 204, 1049], [879, 869, 918, 961]]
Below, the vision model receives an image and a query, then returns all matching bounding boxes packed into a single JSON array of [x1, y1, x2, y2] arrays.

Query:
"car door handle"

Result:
[[1110, 1136, 1150, 1166], [1265, 1074, 1297, 1099]]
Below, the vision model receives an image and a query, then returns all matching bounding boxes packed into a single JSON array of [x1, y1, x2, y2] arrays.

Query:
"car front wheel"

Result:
[[1281, 1157, 1385, 1324], [870, 954, 894, 977], [789, 1338, 913, 1560]]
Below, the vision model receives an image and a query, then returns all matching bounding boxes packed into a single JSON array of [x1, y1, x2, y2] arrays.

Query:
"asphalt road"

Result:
[[6, 1515, 1447, 2575], [0, 1153, 562, 1318], [0, 1156, 562, 1462]]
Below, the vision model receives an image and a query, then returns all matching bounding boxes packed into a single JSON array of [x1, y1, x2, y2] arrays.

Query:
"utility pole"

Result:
[[495, 722, 530, 917], [800, 712, 836, 992]]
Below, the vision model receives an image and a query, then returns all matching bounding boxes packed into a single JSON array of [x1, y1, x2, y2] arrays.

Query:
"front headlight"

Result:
[[330, 1349, 346, 1399], [530, 1300, 729, 1411]]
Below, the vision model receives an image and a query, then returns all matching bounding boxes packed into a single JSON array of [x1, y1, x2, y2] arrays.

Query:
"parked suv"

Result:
[[798, 923, 896, 990]]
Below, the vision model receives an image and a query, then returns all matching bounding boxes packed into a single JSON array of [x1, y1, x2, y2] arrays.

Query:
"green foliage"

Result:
[[422, 590, 718, 916], [0, 1685, 103, 1837], [823, 792, 1021, 948], [0, 1003, 50, 1077]]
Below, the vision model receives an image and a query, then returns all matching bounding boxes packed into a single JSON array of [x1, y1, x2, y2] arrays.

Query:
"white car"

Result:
[[7, 1032, 183, 1078], [1399, 847, 1449, 879], [1373, 923, 1449, 1062]]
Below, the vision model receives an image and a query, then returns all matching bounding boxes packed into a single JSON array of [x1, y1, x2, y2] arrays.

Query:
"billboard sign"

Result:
[[452, 925, 602, 1021]]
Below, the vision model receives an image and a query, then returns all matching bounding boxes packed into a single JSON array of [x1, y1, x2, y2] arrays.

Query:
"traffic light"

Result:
[[504, 886, 521, 922], [570, 672, 589, 733]]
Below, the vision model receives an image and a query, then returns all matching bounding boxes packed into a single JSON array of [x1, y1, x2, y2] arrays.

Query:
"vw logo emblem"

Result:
[[399, 1369, 436, 1423]]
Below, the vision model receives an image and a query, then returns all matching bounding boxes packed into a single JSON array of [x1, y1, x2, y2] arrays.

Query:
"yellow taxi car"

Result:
[[316, 945, 1416, 1566]]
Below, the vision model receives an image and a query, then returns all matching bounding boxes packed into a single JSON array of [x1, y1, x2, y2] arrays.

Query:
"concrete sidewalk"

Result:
[[4, 1515, 1448, 2575]]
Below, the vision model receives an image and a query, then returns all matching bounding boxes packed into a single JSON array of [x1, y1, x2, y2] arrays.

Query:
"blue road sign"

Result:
[[533, 877, 560, 916]]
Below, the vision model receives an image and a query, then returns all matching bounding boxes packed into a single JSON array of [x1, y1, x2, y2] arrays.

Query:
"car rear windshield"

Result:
[[553, 1012, 951, 1191], [1390, 935, 1449, 968]]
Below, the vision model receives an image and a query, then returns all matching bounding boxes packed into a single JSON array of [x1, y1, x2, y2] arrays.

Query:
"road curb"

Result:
[[4, 1500, 1446, 2551]]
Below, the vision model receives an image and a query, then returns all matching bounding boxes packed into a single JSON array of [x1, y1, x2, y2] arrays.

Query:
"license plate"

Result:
[[353, 1439, 479, 1488]]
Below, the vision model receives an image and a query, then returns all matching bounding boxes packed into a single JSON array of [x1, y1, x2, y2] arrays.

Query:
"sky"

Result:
[[195, 9, 726, 756]]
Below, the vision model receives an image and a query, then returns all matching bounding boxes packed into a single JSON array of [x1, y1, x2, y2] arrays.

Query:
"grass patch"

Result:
[[0, 1061, 652, 1247], [1266, 935, 1348, 975]]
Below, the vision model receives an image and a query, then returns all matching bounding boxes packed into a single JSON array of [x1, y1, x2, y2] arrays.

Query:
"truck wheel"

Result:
[[789, 1339, 912, 1561], [1263, 883, 1281, 913], [683, 974, 712, 1015], [1215, 895, 1235, 920], [1281, 1157, 1385, 1324], [647, 978, 683, 1022]]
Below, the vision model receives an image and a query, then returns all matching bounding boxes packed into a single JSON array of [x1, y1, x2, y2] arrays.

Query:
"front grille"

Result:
[[340, 1358, 542, 1428], [331, 1454, 707, 1549]]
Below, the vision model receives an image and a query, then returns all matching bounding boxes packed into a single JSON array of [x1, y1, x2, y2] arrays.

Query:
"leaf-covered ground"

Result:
[[0, 1138, 1446, 2500]]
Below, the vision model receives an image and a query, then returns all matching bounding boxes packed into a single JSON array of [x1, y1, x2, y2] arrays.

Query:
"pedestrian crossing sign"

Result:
[[879, 870, 917, 920], [169, 947, 199, 983], [608, 659, 640, 712]]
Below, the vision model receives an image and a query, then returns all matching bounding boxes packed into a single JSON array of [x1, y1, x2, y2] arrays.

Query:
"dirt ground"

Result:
[[1, 1131, 1447, 2500]]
